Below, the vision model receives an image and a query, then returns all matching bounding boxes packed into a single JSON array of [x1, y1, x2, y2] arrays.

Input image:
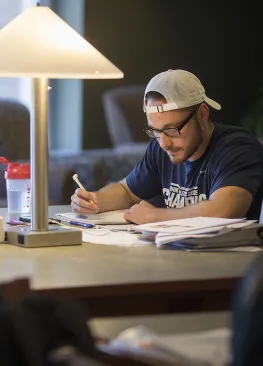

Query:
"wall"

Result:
[[48, 0, 85, 152], [83, 0, 262, 149]]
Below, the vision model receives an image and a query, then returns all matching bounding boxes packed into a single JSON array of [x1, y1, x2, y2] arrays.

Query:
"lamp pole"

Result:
[[31, 78, 49, 231]]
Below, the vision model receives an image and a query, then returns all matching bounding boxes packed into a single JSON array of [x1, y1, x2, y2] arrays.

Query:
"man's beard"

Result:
[[167, 119, 203, 164]]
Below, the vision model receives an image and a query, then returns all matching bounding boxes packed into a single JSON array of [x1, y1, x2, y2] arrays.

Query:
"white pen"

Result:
[[72, 174, 99, 212], [72, 173, 85, 189]]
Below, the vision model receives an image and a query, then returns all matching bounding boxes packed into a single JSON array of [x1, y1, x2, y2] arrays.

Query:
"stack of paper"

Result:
[[100, 325, 231, 366], [137, 217, 263, 250]]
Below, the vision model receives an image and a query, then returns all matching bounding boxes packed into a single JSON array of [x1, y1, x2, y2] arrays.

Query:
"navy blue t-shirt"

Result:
[[126, 123, 263, 220]]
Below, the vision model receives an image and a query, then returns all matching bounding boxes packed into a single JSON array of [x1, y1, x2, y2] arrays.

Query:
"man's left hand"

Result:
[[124, 200, 158, 224]]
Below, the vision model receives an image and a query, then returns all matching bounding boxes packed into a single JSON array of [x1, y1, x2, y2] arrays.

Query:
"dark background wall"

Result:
[[83, 0, 262, 149]]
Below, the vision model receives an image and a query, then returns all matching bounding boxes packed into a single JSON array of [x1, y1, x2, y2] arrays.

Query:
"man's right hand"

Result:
[[71, 188, 99, 214]]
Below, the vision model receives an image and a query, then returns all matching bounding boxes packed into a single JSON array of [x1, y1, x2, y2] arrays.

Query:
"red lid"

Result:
[[5, 163, 30, 179]]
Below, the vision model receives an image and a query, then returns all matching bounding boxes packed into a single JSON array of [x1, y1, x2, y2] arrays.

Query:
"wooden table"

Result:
[[0, 206, 259, 318]]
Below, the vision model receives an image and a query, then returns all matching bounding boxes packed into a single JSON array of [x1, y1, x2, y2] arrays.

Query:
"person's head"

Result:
[[143, 69, 221, 164]]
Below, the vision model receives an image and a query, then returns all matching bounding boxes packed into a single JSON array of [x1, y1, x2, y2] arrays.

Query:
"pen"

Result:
[[19, 216, 31, 223], [19, 217, 61, 224], [72, 174, 85, 190], [69, 221, 94, 229], [8, 218, 30, 226]]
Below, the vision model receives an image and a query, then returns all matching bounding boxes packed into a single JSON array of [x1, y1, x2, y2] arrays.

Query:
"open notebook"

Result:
[[54, 209, 128, 225]]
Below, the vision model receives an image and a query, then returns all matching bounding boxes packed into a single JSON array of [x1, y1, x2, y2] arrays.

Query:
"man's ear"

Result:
[[198, 103, 209, 122]]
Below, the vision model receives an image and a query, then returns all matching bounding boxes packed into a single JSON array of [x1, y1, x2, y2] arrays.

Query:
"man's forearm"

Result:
[[96, 182, 135, 212], [149, 199, 244, 223]]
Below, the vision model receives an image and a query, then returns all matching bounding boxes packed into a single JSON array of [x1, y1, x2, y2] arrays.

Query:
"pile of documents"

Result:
[[100, 325, 231, 366], [54, 209, 263, 250], [137, 217, 263, 250]]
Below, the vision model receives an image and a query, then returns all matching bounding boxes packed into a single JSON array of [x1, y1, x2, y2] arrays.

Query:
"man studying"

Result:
[[71, 69, 263, 224]]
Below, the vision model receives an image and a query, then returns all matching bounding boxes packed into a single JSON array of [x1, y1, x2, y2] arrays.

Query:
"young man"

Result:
[[71, 69, 263, 224]]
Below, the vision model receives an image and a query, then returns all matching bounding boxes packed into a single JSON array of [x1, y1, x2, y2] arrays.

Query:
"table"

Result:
[[0, 206, 259, 318]]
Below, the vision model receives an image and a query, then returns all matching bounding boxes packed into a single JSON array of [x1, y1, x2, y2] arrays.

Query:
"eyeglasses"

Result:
[[144, 105, 199, 139]]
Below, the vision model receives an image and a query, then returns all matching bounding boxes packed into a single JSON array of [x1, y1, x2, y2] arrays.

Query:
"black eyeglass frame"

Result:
[[144, 105, 200, 139]]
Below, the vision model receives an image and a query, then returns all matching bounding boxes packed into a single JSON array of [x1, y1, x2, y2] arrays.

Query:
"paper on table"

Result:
[[158, 327, 231, 366], [227, 246, 263, 252], [187, 246, 263, 253], [96, 224, 138, 231], [137, 217, 245, 234], [54, 209, 128, 225], [82, 229, 152, 247], [155, 221, 256, 246], [155, 221, 263, 252], [104, 325, 231, 366]]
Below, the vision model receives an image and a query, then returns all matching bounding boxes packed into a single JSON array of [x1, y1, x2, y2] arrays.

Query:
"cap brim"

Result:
[[204, 96, 221, 110]]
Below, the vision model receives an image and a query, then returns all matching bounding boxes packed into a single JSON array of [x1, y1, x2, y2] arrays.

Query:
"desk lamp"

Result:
[[0, 3, 123, 247]]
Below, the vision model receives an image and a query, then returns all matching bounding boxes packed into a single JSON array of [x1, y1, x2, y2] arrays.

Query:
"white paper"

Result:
[[82, 230, 152, 247], [158, 328, 231, 366], [96, 224, 138, 232], [202, 246, 263, 253], [55, 209, 128, 225], [137, 217, 246, 234], [155, 221, 256, 246], [104, 325, 231, 366]]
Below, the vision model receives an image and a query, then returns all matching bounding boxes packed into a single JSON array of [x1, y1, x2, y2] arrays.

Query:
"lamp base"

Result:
[[5, 225, 82, 248]]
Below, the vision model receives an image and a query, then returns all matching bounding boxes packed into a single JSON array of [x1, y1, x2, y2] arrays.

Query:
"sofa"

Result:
[[0, 144, 147, 207]]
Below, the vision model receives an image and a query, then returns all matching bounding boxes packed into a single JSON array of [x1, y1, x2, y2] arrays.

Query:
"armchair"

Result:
[[102, 85, 149, 153]]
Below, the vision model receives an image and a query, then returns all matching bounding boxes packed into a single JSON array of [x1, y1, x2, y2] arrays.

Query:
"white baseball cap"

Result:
[[143, 69, 221, 113]]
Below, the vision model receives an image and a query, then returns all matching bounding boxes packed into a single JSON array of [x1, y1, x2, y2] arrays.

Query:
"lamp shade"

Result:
[[0, 6, 123, 79]]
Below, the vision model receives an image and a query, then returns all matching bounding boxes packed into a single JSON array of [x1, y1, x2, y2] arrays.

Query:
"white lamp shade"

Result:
[[0, 6, 123, 79]]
